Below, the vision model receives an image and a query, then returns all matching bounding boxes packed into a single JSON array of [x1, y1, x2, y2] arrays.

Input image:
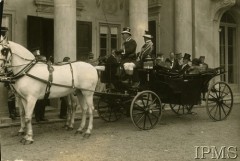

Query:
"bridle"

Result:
[[0, 40, 36, 77]]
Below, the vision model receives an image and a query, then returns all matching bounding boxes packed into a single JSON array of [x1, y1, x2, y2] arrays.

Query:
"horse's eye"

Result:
[[1, 48, 9, 56]]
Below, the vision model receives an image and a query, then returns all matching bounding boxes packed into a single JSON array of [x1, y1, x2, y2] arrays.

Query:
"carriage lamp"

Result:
[[143, 54, 154, 70]]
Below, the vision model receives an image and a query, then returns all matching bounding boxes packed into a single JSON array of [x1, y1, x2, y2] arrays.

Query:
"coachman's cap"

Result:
[[183, 53, 191, 61], [143, 30, 153, 39], [199, 56, 205, 59], [121, 27, 131, 35]]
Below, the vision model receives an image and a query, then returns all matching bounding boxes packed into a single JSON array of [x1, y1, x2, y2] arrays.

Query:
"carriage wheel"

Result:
[[170, 104, 194, 115], [130, 91, 162, 130], [206, 82, 233, 121], [97, 96, 124, 122]]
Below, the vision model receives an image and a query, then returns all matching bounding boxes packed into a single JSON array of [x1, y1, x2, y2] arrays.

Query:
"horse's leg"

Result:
[[20, 97, 37, 144], [17, 97, 25, 136], [64, 96, 71, 129], [75, 93, 87, 134], [83, 92, 95, 138], [68, 94, 77, 130], [76, 91, 94, 138]]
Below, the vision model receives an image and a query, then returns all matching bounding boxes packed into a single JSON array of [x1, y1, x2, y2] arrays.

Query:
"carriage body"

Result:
[[141, 66, 219, 105], [96, 62, 233, 130]]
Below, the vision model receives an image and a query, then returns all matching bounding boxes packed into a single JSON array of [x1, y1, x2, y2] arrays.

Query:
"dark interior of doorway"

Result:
[[148, 20, 156, 57], [27, 16, 92, 62]]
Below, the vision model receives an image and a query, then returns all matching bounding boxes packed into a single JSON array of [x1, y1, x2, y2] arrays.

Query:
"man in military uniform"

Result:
[[121, 27, 137, 63], [136, 31, 154, 67], [120, 27, 138, 85]]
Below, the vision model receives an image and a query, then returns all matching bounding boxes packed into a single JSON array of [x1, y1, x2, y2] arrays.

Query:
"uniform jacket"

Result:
[[122, 37, 137, 62], [137, 40, 153, 62]]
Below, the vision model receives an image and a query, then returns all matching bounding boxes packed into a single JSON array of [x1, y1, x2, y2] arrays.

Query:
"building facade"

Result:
[[0, 0, 239, 117]]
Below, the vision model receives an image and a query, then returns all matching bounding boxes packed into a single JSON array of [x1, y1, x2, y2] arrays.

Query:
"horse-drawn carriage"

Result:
[[95, 57, 233, 130], [0, 38, 233, 144]]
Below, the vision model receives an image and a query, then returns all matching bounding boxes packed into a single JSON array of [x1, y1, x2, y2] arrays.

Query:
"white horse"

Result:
[[0, 39, 98, 144]]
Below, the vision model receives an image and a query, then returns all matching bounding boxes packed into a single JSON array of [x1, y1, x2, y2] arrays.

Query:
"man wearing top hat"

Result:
[[121, 27, 137, 63], [120, 27, 138, 85], [179, 53, 191, 74]]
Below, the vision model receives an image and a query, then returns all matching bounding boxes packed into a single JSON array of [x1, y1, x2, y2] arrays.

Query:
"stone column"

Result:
[[174, 0, 192, 54], [129, 0, 148, 52], [54, 0, 76, 62]]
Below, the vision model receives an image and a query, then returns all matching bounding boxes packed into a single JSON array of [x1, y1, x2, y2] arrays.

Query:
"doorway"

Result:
[[219, 12, 237, 84]]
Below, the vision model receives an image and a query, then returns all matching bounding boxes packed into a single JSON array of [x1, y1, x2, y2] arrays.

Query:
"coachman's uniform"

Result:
[[122, 37, 137, 63], [136, 39, 153, 67], [136, 31, 154, 68]]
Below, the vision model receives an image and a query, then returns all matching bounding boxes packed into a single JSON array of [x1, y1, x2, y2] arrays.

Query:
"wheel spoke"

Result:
[[209, 104, 217, 114], [136, 113, 145, 125], [220, 104, 227, 116], [213, 105, 219, 119], [209, 93, 218, 100], [146, 93, 150, 106], [143, 114, 147, 129], [133, 104, 145, 111], [149, 112, 159, 119], [141, 97, 146, 107], [222, 102, 231, 109], [146, 114, 153, 127], [220, 85, 226, 97]]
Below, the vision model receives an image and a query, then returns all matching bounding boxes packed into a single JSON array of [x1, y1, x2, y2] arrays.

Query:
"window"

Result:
[[99, 24, 120, 57], [2, 14, 12, 40], [219, 12, 237, 83]]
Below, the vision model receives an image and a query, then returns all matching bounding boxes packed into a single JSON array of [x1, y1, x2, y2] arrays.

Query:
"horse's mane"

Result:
[[8, 41, 35, 60]]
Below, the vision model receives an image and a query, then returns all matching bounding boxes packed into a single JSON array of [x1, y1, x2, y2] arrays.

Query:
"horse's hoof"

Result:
[[62, 125, 68, 129], [17, 132, 25, 136], [67, 127, 74, 131], [20, 138, 25, 143], [74, 130, 83, 135], [83, 133, 91, 138], [23, 140, 33, 145]]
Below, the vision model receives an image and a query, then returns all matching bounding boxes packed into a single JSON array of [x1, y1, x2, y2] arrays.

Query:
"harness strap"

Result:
[[69, 62, 75, 88], [44, 62, 54, 99]]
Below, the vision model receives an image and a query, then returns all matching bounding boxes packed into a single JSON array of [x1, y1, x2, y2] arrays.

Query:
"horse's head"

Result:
[[0, 38, 11, 73]]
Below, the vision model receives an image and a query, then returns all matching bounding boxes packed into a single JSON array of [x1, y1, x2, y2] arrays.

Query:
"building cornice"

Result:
[[34, 0, 84, 15]]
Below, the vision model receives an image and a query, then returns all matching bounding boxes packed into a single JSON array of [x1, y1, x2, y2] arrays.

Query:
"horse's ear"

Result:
[[0, 36, 8, 47]]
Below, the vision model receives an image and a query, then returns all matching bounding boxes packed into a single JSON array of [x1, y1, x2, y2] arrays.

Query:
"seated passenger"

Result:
[[199, 56, 208, 72], [188, 58, 201, 74], [173, 53, 183, 71], [168, 51, 178, 69], [179, 53, 191, 74], [106, 49, 122, 80], [155, 52, 166, 67]]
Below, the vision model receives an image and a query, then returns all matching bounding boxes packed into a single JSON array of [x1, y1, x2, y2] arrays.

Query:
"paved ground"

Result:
[[0, 104, 239, 161]]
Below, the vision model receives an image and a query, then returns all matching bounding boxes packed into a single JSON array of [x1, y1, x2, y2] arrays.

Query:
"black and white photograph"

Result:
[[0, 0, 239, 160]]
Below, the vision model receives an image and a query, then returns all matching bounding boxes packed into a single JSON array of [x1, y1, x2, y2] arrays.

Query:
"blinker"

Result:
[[1, 48, 9, 56]]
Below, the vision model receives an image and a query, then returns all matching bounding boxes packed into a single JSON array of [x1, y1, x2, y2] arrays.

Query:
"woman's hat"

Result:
[[183, 53, 191, 61], [143, 30, 153, 39], [121, 27, 131, 35]]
